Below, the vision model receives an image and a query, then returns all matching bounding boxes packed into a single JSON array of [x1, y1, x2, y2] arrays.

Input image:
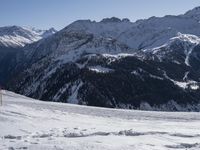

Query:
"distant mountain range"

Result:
[[2, 6, 200, 111], [0, 26, 56, 47]]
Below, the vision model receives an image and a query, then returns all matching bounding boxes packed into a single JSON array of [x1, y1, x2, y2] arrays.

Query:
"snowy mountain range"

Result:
[[2, 6, 200, 111], [0, 26, 56, 47], [62, 7, 200, 50]]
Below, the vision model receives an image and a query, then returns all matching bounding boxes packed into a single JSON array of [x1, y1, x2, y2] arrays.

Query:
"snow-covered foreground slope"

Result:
[[0, 91, 200, 150]]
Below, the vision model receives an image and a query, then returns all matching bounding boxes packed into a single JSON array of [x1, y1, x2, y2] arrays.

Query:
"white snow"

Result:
[[68, 81, 83, 104], [1, 90, 200, 150], [190, 84, 199, 90], [183, 71, 189, 81], [102, 53, 135, 58], [174, 81, 188, 89], [0, 34, 36, 47], [163, 71, 199, 90], [53, 83, 70, 102], [173, 80, 199, 90], [131, 68, 163, 80], [185, 48, 193, 66], [149, 74, 164, 80], [88, 66, 114, 73], [131, 70, 140, 76], [172, 33, 200, 45]]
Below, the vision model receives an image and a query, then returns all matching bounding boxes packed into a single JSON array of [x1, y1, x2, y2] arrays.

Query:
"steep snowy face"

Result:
[[141, 33, 200, 66], [0, 26, 57, 48], [22, 30, 131, 66]]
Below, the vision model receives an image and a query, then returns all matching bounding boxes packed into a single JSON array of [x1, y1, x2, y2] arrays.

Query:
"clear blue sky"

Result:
[[0, 0, 200, 30]]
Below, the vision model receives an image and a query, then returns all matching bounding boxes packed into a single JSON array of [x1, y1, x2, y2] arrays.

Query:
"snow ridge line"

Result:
[[3, 129, 200, 140]]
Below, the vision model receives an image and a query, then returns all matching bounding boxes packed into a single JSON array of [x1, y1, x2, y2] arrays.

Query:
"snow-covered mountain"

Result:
[[4, 6, 200, 111], [8, 32, 200, 111], [62, 7, 200, 50], [0, 26, 56, 47], [139, 33, 200, 65], [1, 90, 200, 150]]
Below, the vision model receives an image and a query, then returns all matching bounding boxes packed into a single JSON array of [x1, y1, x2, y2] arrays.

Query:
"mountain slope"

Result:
[[1, 90, 200, 150]]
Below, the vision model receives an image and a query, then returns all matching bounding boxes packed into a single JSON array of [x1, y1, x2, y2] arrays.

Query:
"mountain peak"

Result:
[[184, 6, 200, 20], [0, 26, 25, 35], [42, 27, 57, 38], [101, 17, 121, 23], [48, 27, 57, 33], [100, 17, 130, 23], [186, 6, 200, 14]]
